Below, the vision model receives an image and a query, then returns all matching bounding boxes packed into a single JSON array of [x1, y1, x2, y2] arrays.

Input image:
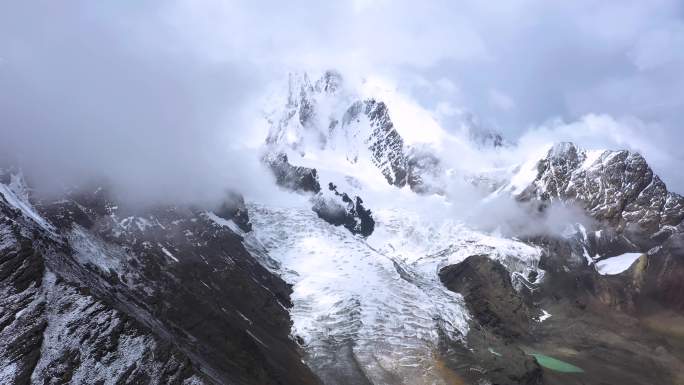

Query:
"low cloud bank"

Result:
[[1, 0, 681, 209], [0, 2, 275, 206]]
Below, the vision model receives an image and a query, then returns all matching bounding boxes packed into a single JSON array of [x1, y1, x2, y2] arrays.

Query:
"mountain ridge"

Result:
[[2, 71, 684, 384]]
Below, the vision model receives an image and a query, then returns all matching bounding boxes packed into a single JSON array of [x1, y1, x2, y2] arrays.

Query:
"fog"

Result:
[[466, 196, 596, 239], [0, 2, 279, 205], [1, 0, 682, 208]]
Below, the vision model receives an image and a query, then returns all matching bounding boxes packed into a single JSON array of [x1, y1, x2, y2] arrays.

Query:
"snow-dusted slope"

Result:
[[0, 171, 319, 385], [265, 71, 412, 188], [0, 176, 205, 384], [6, 66, 684, 384]]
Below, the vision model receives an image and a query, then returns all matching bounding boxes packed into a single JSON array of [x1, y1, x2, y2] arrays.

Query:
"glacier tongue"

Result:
[[246, 201, 542, 384], [247, 204, 467, 384]]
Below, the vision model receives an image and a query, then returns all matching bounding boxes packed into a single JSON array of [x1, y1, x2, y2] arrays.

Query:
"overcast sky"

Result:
[[1, 0, 683, 199]]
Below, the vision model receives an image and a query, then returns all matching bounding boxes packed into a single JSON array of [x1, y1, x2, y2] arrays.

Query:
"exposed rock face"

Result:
[[1, 182, 202, 385], [264, 152, 321, 193], [527, 235, 684, 385], [265, 71, 348, 150], [642, 236, 684, 310], [312, 183, 374, 237], [315, 70, 343, 94], [518, 142, 684, 249], [500, 142, 684, 312], [351, 99, 408, 187], [439, 255, 533, 339], [439, 255, 542, 385], [265, 71, 409, 188], [473, 129, 504, 148], [0, 173, 320, 385], [444, 331, 543, 385]]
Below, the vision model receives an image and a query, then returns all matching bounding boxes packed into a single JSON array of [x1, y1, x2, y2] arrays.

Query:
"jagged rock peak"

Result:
[[265, 70, 410, 188], [215, 191, 253, 232], [280, 70, 343, 117], [360, 99, 408, 186], [516, 142, 684, 248], [406, 145, 445, 194]]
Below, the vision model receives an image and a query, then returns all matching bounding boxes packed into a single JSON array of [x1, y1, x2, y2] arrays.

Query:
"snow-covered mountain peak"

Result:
[[494, 141, 684, 250], [263, 70, 519, 199], [265, 70, 412, 188]]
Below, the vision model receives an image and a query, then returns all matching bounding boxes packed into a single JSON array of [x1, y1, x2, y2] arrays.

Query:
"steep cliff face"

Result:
[[1, 176, 201, 385], [0, 172, 320, 385], [5, 63, 684, 385], [494, 143, 684, 311], [265, 71, 409, 188], [405, 145, 446, 194], [263, 71, 514, 197], [341, 99, 408, 187], [512, 142, 684, 249]]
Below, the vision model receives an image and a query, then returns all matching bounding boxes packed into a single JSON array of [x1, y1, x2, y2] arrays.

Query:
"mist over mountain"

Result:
[[1, 2, 684, 385]]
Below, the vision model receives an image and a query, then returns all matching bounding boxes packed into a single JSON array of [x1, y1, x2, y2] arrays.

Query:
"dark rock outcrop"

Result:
[[439, 255, 542, 385], [528, 235, 684, 385], [314, 70, 343, 94], [641, 235, 684, 311], [312, 183, 374, 237], [440, 255, 533, 339], [443, 330, 543, 385], [361, 100, 408, 187], [338, 99, 409, 187], [0, 173, 320, 385], [504, 142, 684, 314], [264, 152, 321, 193]]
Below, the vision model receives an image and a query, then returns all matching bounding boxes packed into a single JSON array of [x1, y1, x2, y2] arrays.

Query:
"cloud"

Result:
[[489, 89, 516, 112], [467, 195, 596, 239], [0, 1, 274, 205], [1, 0, 682, 205]]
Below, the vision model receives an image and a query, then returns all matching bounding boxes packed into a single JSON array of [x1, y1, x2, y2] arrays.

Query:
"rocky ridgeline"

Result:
[[499, 142, 684, 312], [263, 70, 465, 193], [434, 143, 684, 384], [519, 142, 684, 250], [0, 171, 319, 385], [342, 98, 408, 187]]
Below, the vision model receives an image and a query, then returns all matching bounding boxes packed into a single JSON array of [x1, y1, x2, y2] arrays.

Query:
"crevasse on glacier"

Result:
[[245, 200, 540, 384]]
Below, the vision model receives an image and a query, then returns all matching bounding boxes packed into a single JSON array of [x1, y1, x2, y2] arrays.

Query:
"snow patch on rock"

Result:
[[595, 253, 642, 275]]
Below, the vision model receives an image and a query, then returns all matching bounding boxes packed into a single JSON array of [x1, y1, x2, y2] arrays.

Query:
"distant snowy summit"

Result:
[[265, 70, 410, 187], [261, 71, 684, 250], [499, 142, 684, 250], [263, 70, 505, 193]]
